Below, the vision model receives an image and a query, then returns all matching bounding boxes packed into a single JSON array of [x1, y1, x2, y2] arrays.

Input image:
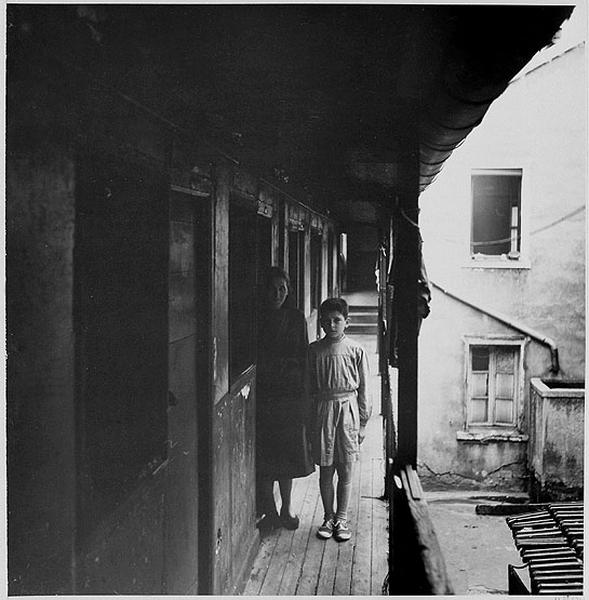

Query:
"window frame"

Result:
[[310, 227, 323, 311], [462, 335, 526, 433], [468, 168, 530, 269], [287, 225, 306, 310]]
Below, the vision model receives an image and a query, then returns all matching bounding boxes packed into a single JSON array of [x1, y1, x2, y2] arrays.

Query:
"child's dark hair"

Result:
[[319, 297, 349, 319]]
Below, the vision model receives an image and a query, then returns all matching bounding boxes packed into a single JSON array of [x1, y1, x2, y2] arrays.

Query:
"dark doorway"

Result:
[[165, 189, 212, 593], [256, 213, 273, 294], [229, 198, 258, 383], [288, 229, 305, 310], [74, 154, 168, 540]]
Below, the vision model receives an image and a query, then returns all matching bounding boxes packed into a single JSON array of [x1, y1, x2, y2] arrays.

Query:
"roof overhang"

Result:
[[8, 4, 574, 224]]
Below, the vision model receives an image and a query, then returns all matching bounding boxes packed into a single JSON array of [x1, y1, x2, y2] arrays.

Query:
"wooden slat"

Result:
[[295, 484, 327, 595], [528, 558, 582, 567], [522, 548, 576, 557], [351, 457, 373, 594], [244, 413, 388, 596], [333, 460, 361, 595], [510, 520, 558, 529], [278, 475, 319, 595], [399, 468, 454, 595], [507, 511, 551, 524], [243, 526, 282, 595], [371, 457, 389, 595], [259, 480, 307, 595], [315, 525, 339, 594], [406, 465, 423, 500], [293, 480, 325, 595]]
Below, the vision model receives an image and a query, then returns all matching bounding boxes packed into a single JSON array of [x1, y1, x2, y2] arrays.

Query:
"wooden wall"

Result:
[[213, 370, 258, 594], [7, 29, 337, 594], [7, 146, 77, 595]]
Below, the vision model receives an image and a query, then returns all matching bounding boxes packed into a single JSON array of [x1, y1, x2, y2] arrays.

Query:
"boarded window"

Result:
[[467, 345, 518, 427], [471, 169, 522, 257]]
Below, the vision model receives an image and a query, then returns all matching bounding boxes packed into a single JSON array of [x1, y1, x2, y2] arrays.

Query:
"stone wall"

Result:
[[528, 378, 584, 501]]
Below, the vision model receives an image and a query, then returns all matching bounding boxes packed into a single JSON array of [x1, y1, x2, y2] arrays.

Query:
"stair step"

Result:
[[348, 305, 378, 313], [347, 324, 378, 335], [349, 313, 378, 324]]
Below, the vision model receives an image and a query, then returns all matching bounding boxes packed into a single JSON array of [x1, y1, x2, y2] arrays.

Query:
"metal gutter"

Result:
[[431, 280, 560, 374]]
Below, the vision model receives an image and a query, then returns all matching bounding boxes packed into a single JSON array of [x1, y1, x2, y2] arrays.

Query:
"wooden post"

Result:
[[388, 112, 420, 595], [395, 135, 420, 468]]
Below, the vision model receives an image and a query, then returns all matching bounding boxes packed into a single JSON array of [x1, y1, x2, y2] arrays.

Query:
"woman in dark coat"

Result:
[[256, 267, 314, 530]]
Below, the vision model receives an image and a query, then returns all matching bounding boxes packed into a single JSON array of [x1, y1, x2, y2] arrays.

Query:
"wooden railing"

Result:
[[380, 347, 453, 594], [377, 218, 452, 594], [386, 462, 454, 595]]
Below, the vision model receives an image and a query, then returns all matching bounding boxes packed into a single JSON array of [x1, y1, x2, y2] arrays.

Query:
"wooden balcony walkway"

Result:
[[243, 415, 388, 596]]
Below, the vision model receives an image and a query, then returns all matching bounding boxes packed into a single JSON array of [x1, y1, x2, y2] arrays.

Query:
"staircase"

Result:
[[347, 304, 378, 336]]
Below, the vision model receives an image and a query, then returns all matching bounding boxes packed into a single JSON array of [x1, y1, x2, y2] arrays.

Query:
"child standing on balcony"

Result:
[[308, 298, 371, 542]]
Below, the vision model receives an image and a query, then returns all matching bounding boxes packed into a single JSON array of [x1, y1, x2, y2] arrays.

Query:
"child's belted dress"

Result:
[[308, 335, 371, 466], [256, 306, 314, 480]]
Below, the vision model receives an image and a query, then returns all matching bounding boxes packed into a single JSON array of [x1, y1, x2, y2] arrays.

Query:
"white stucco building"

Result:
[[417, 5, 586, 494]]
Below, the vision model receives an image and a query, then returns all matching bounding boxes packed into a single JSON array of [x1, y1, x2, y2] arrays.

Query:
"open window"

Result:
[[471, 169, 522, 260]]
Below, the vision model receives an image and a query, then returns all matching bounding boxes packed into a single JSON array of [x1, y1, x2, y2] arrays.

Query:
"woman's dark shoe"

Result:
[[257, 511, 280, 532], [280, 512, 300, 530]]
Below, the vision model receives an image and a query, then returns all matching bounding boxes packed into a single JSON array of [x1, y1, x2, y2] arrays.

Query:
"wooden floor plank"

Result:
[[245, 478, 306, 595], [294, 488, 326, 595], [315, 469, 350, 597], [371, 457, 389, 595], [259, 477, 311, 596], [243, 528, 281, 595], [351, 457, 373, 594], [333, 460, 361, 595], [315, 533, 339, 594], [259, 528, 295, 594], [243, 411, 388, 596], [277, 474, 318, 595]]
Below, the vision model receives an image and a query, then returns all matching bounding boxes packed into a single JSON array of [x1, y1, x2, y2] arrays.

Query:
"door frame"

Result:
[[169, 183, 214, 594]]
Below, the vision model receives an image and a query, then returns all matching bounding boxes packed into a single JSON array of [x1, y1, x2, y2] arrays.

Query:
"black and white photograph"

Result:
[[5, 1, 587, 596]]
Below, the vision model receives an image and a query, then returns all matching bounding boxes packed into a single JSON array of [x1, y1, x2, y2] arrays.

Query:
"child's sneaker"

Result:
[[333, 519, 351, 542], [317, 518, 335, 539]]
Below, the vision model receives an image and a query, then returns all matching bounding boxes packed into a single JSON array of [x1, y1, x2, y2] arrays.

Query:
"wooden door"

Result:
[[74, 154, 168, 593], [164, 189, 211, 593]]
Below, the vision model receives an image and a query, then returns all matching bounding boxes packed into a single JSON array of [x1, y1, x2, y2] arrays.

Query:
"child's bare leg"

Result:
[[278, 478, 294, 516], [319, 465, 336, 519], [335, 462, 354, 522]]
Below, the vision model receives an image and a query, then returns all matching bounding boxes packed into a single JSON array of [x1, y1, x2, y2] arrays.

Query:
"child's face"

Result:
[[267, 276, 289, 309], [320, 310, 348, 339]]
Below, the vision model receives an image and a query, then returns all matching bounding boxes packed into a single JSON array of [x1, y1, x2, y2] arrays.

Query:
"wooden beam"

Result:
[[395, 127, 420, 468], [400, 467, 454, 594]]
